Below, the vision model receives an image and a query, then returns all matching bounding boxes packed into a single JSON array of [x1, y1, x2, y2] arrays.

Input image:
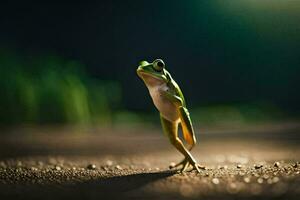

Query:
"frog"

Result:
[[136, 59, 202, 173]]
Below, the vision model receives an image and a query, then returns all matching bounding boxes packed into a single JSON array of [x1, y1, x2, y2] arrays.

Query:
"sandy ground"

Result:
[[0, 124, 299, 200]]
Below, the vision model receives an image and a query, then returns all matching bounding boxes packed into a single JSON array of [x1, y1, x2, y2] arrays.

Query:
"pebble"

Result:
[[30, 167, 38, 171], [254, 164, 263, 169], [257, 178, 264, 184], [227, 182, 238, 194], [244, 177, 251, 183], [169, 162, 176, 169], [293, 162, 298, 168], [274, 162, 280, 168], [54, 166, 61, 171], [106, 160, 113, 166], [237, 164, 242, 169], [272, 177, 280, 183], [87, 164, 97, 170], [115, 165, 122, 170], [212, 178, 220, 185]]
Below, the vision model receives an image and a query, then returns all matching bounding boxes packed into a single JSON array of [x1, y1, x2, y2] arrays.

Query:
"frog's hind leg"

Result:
[[170, 138, 196, 169], [160, 115, 201, 173]]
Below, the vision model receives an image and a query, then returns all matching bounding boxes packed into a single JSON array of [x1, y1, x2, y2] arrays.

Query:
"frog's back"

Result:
[[166, 72, 186, 108]]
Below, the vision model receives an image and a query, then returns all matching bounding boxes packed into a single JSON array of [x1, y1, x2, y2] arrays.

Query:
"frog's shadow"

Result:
[[74, 170, 176, 197], [0, 170, 177, 200]]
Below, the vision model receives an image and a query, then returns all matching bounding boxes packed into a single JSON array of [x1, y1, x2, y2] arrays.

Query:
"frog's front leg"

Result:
[[160, 115, 201, 173]]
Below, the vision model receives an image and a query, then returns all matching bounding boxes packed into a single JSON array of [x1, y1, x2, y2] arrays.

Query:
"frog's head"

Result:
[[137, 59, 168, 87]]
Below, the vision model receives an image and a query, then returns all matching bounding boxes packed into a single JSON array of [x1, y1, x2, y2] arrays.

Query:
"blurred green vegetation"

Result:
[[0, 49, 121, 125]]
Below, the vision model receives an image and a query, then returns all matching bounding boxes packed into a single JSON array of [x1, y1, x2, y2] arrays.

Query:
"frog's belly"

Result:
[[149, 87, 179, 122]]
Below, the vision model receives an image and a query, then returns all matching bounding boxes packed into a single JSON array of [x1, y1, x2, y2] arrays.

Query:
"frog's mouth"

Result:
[[137, 69, 166, 86], [137, 69, 164, 80]]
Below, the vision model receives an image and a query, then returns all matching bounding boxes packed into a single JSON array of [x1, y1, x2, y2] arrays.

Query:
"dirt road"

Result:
[[0, 125, 299, 199]]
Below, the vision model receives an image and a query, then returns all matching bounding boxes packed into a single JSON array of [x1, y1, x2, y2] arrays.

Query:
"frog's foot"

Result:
[[170, 158, 203, 173], [185, 160, 202, 173]]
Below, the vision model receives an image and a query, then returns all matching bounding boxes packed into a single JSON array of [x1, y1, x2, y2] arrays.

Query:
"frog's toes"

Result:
[[197, 164, 206, 170], [192, 163, 201, 173], [187, 163, 205, 173], [169, 158, 186, 169], [180, 160, 191, 173], [170, 159, 204, 173]]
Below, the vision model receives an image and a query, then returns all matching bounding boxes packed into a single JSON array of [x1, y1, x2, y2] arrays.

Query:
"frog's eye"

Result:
[[153, 59, 165, 72]]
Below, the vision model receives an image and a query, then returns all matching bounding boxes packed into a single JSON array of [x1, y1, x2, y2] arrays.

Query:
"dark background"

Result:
[[1, 1, 300, 124]]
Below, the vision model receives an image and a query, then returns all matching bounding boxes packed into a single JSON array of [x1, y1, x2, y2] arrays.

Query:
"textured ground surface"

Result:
[[0, 123, 299, 200]]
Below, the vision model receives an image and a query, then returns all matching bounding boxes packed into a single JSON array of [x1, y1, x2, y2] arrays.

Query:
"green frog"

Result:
[[137, 59, 202, 172]]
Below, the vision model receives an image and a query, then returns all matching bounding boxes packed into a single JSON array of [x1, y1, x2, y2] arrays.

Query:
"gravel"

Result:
[[0, 160, 299, 200], [0, 127, 299, 200]]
